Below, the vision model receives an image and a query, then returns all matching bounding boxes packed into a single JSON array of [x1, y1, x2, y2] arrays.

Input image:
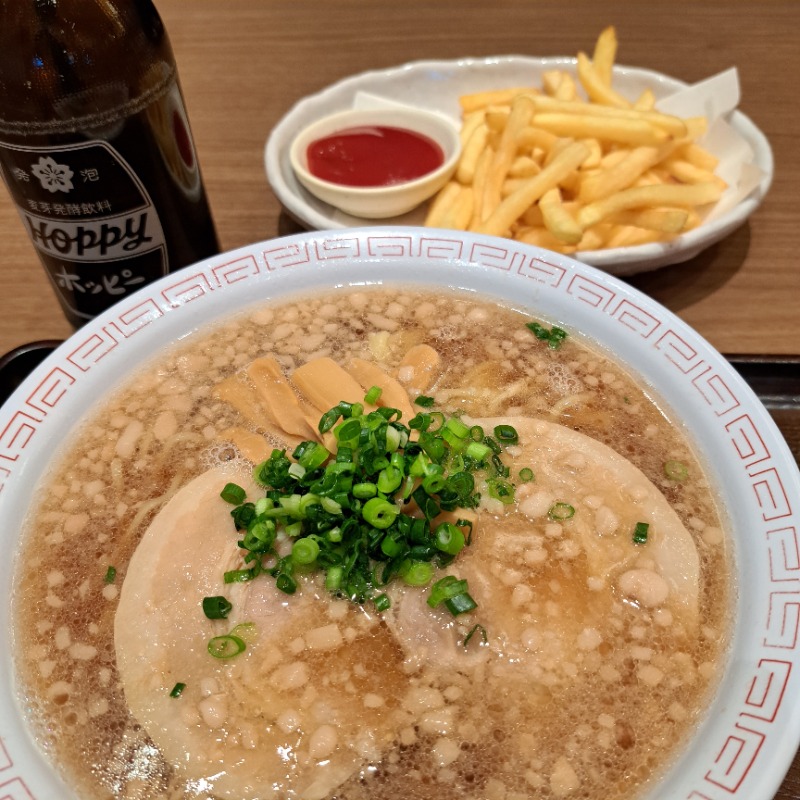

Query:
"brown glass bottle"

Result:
[[0, 0, 220, 327]]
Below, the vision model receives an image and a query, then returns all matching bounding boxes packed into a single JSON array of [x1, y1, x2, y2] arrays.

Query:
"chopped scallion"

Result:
[[276, 573, 297, 595], [373, 593, 391, 612], [292, 537, 320, 566], [434, 523, 466, 556], [488, 479, 515, 504], [224, 568, 255, 584], [427, 575, 470, 609], [526, 320, 568, 349], [220, 482, 246, 505], [104, 565, 116, 584], [445, 416, 470, 439], [202, 595, 232, 620], [463, 623, 488, 648], [400, 559, 435, 586], [415, 395, 435, 408], [518, 467, 534, 482], [364, 385, 383, 405], [445, 591, 477, 616], [218, 397, 521, 622], [361, 497, 399, 529], [548, 502, 575, 521], [207, 634, 246, 659], [169, 682, 186, 698], [465, 440, 491, 461], [493, 424, 518, 444], [633, 521, 650, 544]]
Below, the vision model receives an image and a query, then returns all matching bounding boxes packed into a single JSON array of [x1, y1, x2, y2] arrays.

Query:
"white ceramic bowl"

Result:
[[1, 227, 799, 799], [288, 106, 461, 218], [265, 56, 773, 276]]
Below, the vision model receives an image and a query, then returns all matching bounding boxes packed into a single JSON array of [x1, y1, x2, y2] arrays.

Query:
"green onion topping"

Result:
[[493, 424, 518, 444], [632, 521, 650, 544], [518, 467, 534, 482], [169, 682, 186, 698], [427, 575, 477, 616], [207, 634, 246, 659], [664, 460, 689, 481], [373, 593, 391, 612], [219, 393, 523, 618], [548, 502, 576, 521], [220, 482, 247, 505], [202, 595, 232, 620], [526, 321, 568, 349], [104, 565, 117, 584], [364, 385, 382, 405], [463, 623, 488, 649], [224, 568, 255, 584]]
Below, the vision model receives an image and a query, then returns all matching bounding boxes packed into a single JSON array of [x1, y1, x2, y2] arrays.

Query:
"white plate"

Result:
[[265, 56, 774, 276], [1, 228, 799, 798]]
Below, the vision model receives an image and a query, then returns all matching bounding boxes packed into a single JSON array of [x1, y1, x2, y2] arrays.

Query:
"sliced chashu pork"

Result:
[[115, 466, 407, 800], [386, 415, 701, 679]]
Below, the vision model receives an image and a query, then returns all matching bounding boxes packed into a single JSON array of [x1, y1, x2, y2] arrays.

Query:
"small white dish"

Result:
[[265, 56, 774, 276], [288, 106, 461, 218]]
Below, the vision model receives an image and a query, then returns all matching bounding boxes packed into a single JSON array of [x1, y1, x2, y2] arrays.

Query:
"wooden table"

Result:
[[1, 2, 798, 796]]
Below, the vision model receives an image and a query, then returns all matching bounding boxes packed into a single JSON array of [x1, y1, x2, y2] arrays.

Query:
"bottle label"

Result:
[[0, 139, 167, 321]]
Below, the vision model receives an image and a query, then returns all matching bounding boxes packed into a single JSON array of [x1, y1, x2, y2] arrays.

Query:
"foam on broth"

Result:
[[11, 287, 730, 799]]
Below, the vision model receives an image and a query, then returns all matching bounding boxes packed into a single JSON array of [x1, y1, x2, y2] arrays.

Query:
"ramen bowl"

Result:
[[1, 227, 798, 799]]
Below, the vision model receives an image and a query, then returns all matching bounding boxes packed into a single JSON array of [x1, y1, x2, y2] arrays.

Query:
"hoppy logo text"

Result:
[[24, 211, 156, 261]]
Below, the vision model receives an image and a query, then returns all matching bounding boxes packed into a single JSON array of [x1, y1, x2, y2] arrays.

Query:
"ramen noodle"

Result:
[[12, 286, 730, 800]]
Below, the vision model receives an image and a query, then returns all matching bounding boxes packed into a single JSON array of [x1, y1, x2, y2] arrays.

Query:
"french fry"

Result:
[[517, 125, 559, 151], [576, 224, 610, 251], [469, 145, 494, 227], [580, 137, 603, 169], [520, 203, 545, 227], [607, 208, 690, 233], [554, 72, 578, 101], [604, 225, 665, 248], [516, 225, 579, 253], [576, 52, 630, 108], [540, 188, 583, 244], [532, 112, 669, 146], [529, 94, 688, 137], [662, 157, 726, 188], [425, 27, 727, 253], [481, 94, 536, 222], [475, 140, 590, 237], [424, 181, 461, 228], [542, 70, 579, 101], [591, 26, 618, 87], [633, 88, 656, 110], [508, 155, 542, 178], [578, 145, 666, 203], [677, 142, 719, 171], [460, 110, 486, 147], [543, 135, 580, 166], [440, 185, 475, 231], [456, 123, 489, 184], [485, 106, 511, 132], [459, 87, 535, 113], [577, 182, 724, 228]]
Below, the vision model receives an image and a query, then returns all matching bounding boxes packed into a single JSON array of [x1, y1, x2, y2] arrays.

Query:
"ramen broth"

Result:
[[12, 287, 730, 800]]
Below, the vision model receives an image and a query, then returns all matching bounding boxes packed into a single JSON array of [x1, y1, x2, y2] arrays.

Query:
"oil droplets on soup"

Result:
[[11, 286, 731, 800]]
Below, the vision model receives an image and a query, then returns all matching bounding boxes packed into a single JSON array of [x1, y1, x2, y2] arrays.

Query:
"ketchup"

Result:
[[306, 125, 444, 187]]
